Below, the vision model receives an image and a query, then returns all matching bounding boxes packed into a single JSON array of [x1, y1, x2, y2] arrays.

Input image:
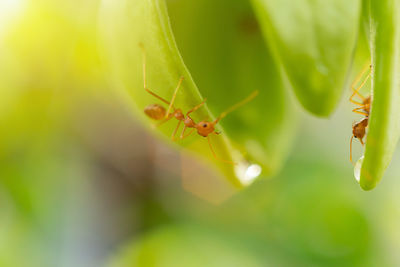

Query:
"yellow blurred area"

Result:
[[1, 0, 103, 96], [0, 0, 107, 146]]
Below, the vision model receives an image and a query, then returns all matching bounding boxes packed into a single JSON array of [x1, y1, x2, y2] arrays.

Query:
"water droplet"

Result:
[[235, 163, 262, 186], [354, 156, 364, 183]]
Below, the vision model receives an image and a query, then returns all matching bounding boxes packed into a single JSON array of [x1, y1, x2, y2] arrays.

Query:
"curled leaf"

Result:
[[99, 0, 260, 189], [166, 0, 296, 176], [251, 0, 361, 116], [358, 0, 400, 190]]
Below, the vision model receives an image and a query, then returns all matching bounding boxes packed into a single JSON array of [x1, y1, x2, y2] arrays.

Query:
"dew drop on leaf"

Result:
[[236, 163, 262, 186], [354, 156, 364, 183]]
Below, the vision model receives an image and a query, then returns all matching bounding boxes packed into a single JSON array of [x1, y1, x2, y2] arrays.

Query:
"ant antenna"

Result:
[[214, 90, 259, 124]]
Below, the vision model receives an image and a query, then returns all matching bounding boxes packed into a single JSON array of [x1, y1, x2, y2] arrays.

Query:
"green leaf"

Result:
[[166, 0, 296, 176], [99, 0, 245, 188], [251, 0, 361, 116], [99, 0, 295, 188], [356, 0, 400, 190]]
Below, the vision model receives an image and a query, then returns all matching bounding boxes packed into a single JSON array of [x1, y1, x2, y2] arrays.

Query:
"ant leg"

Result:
[[352, 107, 369, 116], [154, 115, 173, 128], [179, 97, 207, 139], [180, 125, 188, 139], [166, 77, 184, 119], [351, 63, 370, 94], [180, 128, 195, 140], [214, 90, 258, 124], [359, 138, 364, 146], [145, 88, 171, 105], [349, 98, 364, 106], [350, 72, 371, 102], [180, 123, 196, 139], [171, 120, 182, 141], [179, 99, 207, 138], [139, 44, 172, 106], [186, 99, 207, 116], [350, 65, 371, 103], [350, 135, 354, 163], [207, 135, 235, 164]]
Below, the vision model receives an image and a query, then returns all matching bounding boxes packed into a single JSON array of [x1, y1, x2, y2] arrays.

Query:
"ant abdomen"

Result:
[[144, 104, 166, 120]]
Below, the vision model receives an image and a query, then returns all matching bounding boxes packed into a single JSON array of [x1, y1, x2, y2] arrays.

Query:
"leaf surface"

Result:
[[251, 0, 361, 116], [357, 0, 400, 190], [100, 0, 296, 188]]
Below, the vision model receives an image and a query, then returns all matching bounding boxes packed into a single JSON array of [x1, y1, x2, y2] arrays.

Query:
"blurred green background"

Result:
[[1, 0, 400, 266]]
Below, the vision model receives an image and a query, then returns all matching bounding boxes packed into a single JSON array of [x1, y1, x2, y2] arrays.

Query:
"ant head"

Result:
[[196, 121, 215, 137]]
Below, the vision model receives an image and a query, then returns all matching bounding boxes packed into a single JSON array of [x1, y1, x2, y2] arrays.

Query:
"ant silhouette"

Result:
[[139, 43, 258, 163], [349, 64, 372, 163]]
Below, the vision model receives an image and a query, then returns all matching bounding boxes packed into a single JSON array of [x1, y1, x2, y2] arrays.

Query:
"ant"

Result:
[[349, 64, 372, 163], [140, 43, 206, 140], [139, 43, 258, 163]]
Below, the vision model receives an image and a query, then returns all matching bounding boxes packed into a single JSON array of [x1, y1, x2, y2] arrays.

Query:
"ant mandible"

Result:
[[349, 64, 372, 163], [139, 43, 258, 164]]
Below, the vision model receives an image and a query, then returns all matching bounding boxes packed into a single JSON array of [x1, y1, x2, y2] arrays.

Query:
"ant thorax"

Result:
[[184, 116, 195, 127]]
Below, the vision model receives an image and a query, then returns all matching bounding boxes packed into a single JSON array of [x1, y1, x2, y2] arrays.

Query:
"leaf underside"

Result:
[[100, 0, 296, 189], [251, 0, 361, 116], [358, 0, 400, 190]]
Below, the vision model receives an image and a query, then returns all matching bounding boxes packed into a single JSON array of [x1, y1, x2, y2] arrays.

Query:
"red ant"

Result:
[[140, 44, 258, 163], [349, 64, 372, 163]]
